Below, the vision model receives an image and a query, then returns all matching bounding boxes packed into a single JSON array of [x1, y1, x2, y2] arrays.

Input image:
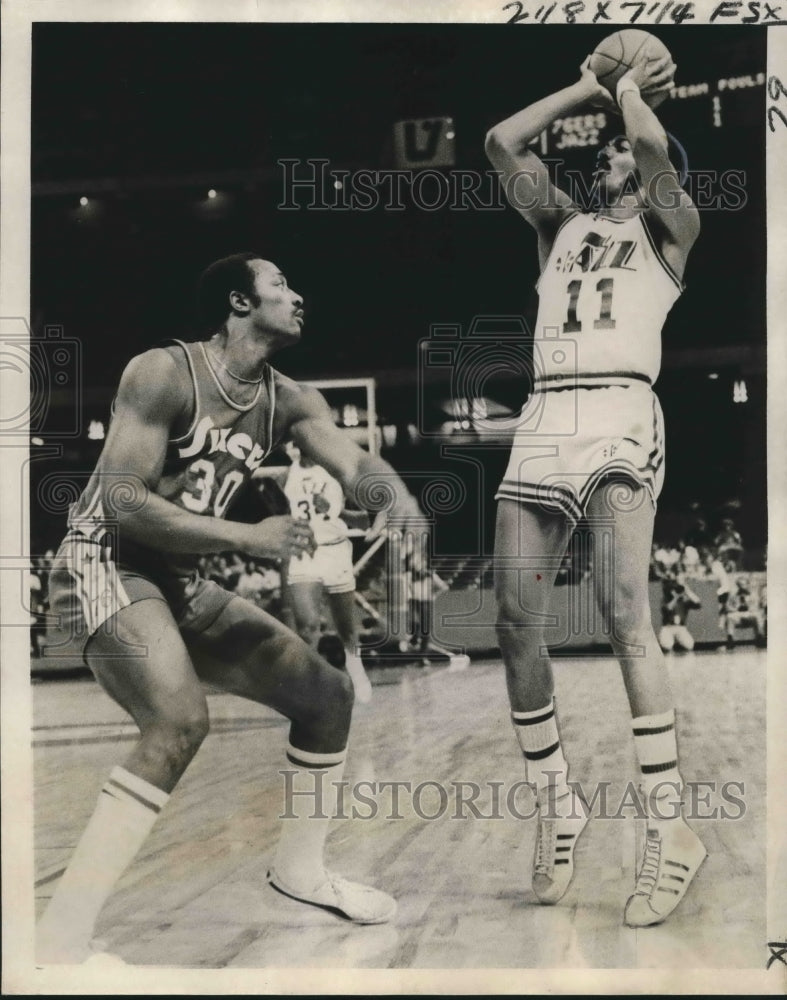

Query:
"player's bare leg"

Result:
[[495, 501, 572, 712], [283, 579, 323, 649], [37, 599, 208, 963], [494, 499, 588, 904], [586, 482, 675, 718], [284, 578, 371, 703], [189, 597, 394, 922], [328, 589, 372, 703], [586, 480, 706, 927]]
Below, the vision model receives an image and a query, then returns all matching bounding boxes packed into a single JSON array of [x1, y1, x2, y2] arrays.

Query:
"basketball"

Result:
[[589, 29, 673, 109]]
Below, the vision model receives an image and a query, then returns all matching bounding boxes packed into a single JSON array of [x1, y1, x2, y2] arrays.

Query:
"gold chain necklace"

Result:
[[206, 345, 265, 385]]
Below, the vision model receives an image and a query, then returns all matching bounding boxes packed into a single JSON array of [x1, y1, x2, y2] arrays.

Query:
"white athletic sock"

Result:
[[273, 743, 347, 892], [512, 699, 571, 805], [37, 766, 168, 962], [344, 650, 372, 702], [632, 708, 683, 818]]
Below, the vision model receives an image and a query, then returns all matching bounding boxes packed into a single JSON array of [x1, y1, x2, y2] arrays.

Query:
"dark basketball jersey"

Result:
[[67, 339, 279, 601]]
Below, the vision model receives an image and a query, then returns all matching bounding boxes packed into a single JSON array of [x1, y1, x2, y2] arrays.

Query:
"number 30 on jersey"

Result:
[[180, 459, 244, 517]]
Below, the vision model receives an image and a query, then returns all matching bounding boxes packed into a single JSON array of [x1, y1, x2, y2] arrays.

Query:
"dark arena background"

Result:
[[26, 22, 770, 973], [30, 24, 766, 575]]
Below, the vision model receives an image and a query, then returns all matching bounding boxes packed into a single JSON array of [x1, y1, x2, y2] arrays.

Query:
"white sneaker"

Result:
[[37, 938, 127, 966], [532, 791, 589, 905], [624, 816, 707, 927], [82, 951, 128, 967], [267, 867, 396, 924]]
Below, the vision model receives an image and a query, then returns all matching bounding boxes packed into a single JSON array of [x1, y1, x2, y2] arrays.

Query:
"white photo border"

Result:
[[2, 1, 785, 994]]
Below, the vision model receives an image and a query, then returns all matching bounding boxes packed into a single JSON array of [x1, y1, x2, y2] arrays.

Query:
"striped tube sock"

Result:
[[512, 699, 570, 804], [37, 766, 168, 962], [274, 743, 348, 893], [632, 709, 683, 815]]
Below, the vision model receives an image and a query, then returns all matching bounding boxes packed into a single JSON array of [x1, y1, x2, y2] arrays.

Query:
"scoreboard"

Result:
[[532, 70, 766, 156]]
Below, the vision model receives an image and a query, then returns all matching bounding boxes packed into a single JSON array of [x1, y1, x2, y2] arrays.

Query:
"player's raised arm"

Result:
[[615, 55, 700, 276], [282, 383, 424, 532], [251, 465, 290, 486], [484, 63, 613, 263], [100, 350, 310, 560]]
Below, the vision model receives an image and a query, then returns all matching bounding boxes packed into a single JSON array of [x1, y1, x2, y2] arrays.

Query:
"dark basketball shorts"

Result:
[[44, 530, 239, 664]]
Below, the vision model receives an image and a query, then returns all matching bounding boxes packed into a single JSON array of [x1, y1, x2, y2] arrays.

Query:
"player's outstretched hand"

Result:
[[245, 515, 316, 561], [620, 54, 676, 100], [366, 494, 427, 542], [578, 57, 617, 112], [366, 494, 430, 574]]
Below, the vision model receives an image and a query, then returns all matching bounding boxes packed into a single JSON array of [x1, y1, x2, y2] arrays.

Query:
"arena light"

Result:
[[451, 397, 471, 420], [708, 372, 719, 380], [73, 196, 102, 222], [195, 188, 234, 222], [31, 436, 44, 446], [471, 397, 488, 420], [342, 404, 359, 427], [300, 378, 378, 454]]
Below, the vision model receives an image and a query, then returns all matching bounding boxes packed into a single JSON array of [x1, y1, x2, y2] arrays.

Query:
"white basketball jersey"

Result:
[[534, 212, 683, 385], [284, 460, 347, 545]]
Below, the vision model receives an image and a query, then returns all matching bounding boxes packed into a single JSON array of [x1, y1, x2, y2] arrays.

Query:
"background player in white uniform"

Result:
[[282, 440, 373, 703], [485, 53, 705, 926]]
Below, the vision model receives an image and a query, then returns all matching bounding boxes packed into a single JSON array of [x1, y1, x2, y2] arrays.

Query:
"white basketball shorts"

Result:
[[287, 537, 356, 594], [495, 374, 665, 522]]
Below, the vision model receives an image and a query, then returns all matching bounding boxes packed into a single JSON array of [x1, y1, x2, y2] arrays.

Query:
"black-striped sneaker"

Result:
[[624, 816, 707, 927], [532, 791, 589, 905]]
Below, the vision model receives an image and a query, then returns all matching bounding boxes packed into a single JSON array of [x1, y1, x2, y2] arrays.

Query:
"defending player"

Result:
[[37, 253, 424, 963], [281, 440, 374, 703], [485, 54, 705, 926]]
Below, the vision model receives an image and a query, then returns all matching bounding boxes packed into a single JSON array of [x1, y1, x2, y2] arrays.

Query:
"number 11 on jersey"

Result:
[[563, 277, 616, 333]]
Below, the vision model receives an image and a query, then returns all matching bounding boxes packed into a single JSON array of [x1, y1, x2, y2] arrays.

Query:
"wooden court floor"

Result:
[[32, 647, 766, 970]]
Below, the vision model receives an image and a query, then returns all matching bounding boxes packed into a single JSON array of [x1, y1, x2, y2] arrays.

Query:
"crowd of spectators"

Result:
[[29, 508, 765, 658], [28, 550, 55, 657], [650, 515, 746, 582], [198, 553, 285, 618], [650, 513, 767, 651]]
